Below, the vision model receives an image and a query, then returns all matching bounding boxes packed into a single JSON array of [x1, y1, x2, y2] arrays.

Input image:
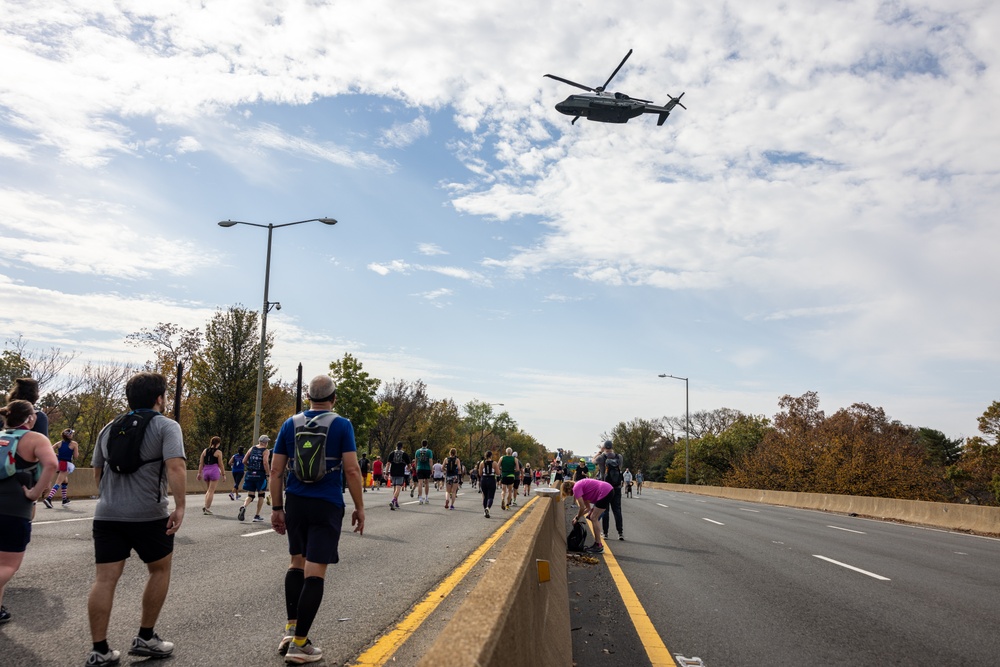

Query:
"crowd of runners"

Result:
[[1, 372, 648, 664]]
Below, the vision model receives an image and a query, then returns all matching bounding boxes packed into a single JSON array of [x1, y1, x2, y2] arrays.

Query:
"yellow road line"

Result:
[[350, 496, 539, 666], [602, 542, 676, 666]]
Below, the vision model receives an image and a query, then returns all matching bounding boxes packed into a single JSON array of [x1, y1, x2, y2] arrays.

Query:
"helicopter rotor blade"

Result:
[[598, 48, 633, 92], [543, 74, 596, 92]]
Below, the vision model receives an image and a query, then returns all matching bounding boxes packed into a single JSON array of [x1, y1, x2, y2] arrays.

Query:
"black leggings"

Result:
[[480, 476, 497, 509]]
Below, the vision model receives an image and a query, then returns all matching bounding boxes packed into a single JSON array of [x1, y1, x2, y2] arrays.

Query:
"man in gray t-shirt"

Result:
[[85, 372, 187, 667]]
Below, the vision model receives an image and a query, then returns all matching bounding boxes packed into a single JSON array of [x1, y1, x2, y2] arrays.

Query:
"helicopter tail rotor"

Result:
[[670, 92, 687, 110]]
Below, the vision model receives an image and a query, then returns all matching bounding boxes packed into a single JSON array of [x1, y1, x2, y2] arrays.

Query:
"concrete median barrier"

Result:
[[648, 482, 1000, 535], [50, 468, 243, 499], [417, 488, 572, 667]]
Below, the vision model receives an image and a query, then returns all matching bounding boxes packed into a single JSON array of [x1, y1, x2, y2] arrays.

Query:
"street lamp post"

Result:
[[658, 373, 690, 484], [218, 218, 337, 444]]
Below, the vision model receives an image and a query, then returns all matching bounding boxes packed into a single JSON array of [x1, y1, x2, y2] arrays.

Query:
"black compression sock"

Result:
[[93, 641, 110, 654], [139, 626, 154, 640], [295, 576, 325, 639], [285, 568, 305, 622]]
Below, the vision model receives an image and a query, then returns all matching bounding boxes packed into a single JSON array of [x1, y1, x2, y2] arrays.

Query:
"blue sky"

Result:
[[2, 0, 998, 454]]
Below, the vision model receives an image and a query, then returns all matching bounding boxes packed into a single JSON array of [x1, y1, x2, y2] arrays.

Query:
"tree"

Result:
[[45, 362, 134, 464], [669, 413, 770, 485], [328, 353, 381, 452], [946, 401, 1000, 505], [5, 334, 78, 391], [917, 427, 963, 467], [462, 401, 513, 461], [188, 306, 269, 464], [371, 379, 429, 457], [726, 394, 946, 500], [604, 418, 661, 481], [410, 398, 464, 464], [0, 349, 31, 392]]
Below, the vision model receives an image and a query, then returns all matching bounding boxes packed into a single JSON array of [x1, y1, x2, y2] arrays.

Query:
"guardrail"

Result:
[[417, 488, 572, 667], [648, 482, 1000, 535]]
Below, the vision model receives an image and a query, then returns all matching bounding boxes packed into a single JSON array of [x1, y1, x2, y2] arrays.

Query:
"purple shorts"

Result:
[[202, 464, 221, 482]]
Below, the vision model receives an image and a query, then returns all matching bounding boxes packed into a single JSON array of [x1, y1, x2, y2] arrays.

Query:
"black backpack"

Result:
[[567, 522, 587, 552], [105, 411, 161, 474], [604, 455, 623, 489], [392, 449, 406, 465], [290, 412, 340, 483]]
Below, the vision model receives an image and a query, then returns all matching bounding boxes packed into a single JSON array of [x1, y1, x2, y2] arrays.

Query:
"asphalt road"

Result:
[[570, 487, 1000, 667], [0, 484, 533, 667]]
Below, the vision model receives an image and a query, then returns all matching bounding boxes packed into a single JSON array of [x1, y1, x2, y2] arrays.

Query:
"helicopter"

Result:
[[544, 49, 686, 126]]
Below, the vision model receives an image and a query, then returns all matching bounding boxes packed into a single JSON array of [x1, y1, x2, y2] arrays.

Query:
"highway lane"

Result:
[[595, 488, 1000, 666], [0, 486, 530, 666]]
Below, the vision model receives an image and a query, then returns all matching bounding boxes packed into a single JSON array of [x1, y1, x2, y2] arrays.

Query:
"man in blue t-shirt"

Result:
[[269, 375, 364, 664]]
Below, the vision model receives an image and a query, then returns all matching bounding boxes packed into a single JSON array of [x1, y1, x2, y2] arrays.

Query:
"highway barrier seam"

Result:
[[350, 495, 539, 666]]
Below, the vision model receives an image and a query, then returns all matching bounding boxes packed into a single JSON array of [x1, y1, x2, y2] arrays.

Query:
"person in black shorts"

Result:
[[85, 372, 187, 666], [270, 375, 364, 664]]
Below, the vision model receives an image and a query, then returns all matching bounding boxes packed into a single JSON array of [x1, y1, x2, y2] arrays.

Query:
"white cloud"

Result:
[[417, 243, 447, 256], [176, 136, 202, 153], [378, 116, 431, 148]]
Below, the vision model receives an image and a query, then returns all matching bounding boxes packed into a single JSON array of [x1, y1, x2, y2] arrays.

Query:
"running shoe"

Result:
[[584, 544, 605, 554], [253, 515, 264, 522], [602, 532, 608, 539], [238, 506, 246, 521], [203, 507, 212, 515], [85, 648, 121, 666], [484, 508, 490, 518], [229, 492, 235, 501], [285, 640, 323, 664], [444, 501, 450, 509], [0, 605, 10, 624], [62, 498, 71, 505], [390, 501, 396, 511], [449, 504, 455, 510], [277, 635, 296, 656], [128, 633, 174, 658], [410, 487, 414, 497], [42, 497, 53, 509], [619, 532, 625, 541]]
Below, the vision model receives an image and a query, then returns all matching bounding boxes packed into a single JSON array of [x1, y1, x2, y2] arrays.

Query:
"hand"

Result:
[[271, 509, 286, 535], [166, 507, 184, 535], [196, 473, 202, 481], [23, 486, 40, 502], [352, 507, 365, 535]]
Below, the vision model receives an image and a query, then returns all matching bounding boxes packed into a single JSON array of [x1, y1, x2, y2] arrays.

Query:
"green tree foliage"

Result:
[[505, 430, 545, 468], [668, 413, 770, 485], [0, 349, 31, 392], [461, 401, 513, 462], [917, 427, 963, 466], [410, 398, 464, 463], [188, 306, 269, 463], [605, 417, 661, 480], [945, 401, 1000, 505], [726, 393, 946, 500], [327, 353, 380, 451]]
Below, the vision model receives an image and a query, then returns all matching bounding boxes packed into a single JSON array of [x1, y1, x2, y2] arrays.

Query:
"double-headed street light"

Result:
[[658, 373, 690, 484], [218, 218, 338, 445]]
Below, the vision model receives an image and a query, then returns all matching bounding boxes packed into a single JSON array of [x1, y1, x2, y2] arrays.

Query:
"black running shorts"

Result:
[[0, 515, 31, 553], [285, 494, 345, 565], [416, 469, 432, 480], [93, 518, 173, 564]]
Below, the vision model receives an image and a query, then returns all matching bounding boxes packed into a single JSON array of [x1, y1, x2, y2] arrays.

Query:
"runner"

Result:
[[469, 465, 478, 491], [359, 453, 370, 493], [371, 456, 383, 491], [197, 436, 226, 515], [0, 400, 58, 625], [405, 460, 414, 498], [43, 428, 78, 508], [498, 447, 518, 511], [477, 450, 498, 518], [228, 447, 245, 501], [623, 468, 633, 498], [443, 448, 461, 510], [521, 462, 532, 497], [431, 460, 444, 492], [636, 470, 644, 495], [510, 452, 521, 506], [414, 440, 433, 505], [240, 436, 271, 522], [387, 443, 409, 510]]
